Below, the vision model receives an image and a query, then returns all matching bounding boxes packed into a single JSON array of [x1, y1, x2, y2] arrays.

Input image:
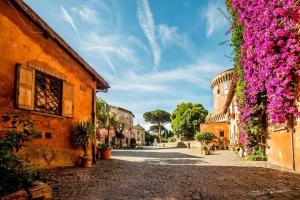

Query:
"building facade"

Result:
[[200, 69, 233, 140], [0, 0, 109, 168], [132, 124, 146, 146], [223, 75, 300, 171], [100, 105, 134, 147], [223, 79, 240, 146]]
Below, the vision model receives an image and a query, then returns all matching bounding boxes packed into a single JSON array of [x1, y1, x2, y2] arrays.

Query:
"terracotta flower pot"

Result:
[[100, 148, 112, 160], [83, 157, 92, 168]]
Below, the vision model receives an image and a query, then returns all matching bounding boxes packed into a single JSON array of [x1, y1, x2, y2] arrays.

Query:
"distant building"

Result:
[[100, 105, 134, 147], [223, 78, 239, 146], [200, 69, 233, 140], [132, 124, 146, 146]]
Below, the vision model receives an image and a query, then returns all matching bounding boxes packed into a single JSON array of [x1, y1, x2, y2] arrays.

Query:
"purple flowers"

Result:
[[231, 0, 300, 126]]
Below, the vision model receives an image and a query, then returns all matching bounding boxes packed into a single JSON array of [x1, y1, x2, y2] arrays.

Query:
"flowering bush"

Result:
[[226, 0, 300, 151]]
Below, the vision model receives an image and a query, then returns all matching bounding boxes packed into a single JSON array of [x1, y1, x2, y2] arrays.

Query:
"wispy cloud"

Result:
[[157, 24, 191, 50], [75, 6, 100, 25], [109, 57, 224, 95], [204, 0, 227, 37], [137, 0, 161, 70], [60, 6, 78, 34], [80, 32, 141, 67]]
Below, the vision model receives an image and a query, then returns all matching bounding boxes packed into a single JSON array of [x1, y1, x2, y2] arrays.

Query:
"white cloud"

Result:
[[80, 32, 140, 67], [60, 6, 78, 34], [109, 58, 225, 95], [204, 0, 227, 37], [76, 6, 100, 25], [137, 0, 161, 70], [157, 24, 190, 50]]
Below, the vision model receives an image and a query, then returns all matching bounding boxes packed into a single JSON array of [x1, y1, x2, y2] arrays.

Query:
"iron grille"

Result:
[[34, 72, 62, 115]]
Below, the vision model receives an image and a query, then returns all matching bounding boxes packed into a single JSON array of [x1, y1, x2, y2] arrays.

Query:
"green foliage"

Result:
[[130, 138, 137, 148], [97, 143, 105, 151], [145, 131, 156, 145], [149, 124, 166, 133], [167, 136, 177, 143], [171, 102, 208, 139], [162, 129, 174, 139], [115, 131, 125, 139], [143, 110, 171, 136], [201, 144, 208, 151], [96, 98, 110, 130], [72, 120, 95, 156], [225, 0, 245, 105], [0, 112, 40, 196], [194, 131, 215, 144], [246, 149, 267, 161]]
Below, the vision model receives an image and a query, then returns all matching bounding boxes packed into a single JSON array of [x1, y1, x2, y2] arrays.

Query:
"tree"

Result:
[[171, 102, 208, 139], [143, 110, 171, 140], [96, 98, 123, 146], [96, 98, 110, 131], [149, 124, 166, 133]]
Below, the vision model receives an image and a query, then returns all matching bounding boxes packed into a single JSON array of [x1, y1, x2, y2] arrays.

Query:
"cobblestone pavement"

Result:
[[43, 148, 300, 200]]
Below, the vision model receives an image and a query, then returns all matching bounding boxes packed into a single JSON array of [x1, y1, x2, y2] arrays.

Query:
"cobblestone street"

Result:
[[43, 148, 300, 200]]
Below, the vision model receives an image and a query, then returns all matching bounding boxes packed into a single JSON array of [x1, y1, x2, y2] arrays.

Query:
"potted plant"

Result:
[[195, 131, 215, 154], [97, 143, 104, 159], [201, 144, 209, 155], [72, 120, 95, 168], [100, 144, 112, 160], [195, 131, 215, 144]]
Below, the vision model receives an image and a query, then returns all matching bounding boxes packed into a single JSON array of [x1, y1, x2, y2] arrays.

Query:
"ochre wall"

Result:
[[0, 1, 97, 168], [266, 77, 300, 171], [200, 122, 229, 139], [266, 129, 293, 170]]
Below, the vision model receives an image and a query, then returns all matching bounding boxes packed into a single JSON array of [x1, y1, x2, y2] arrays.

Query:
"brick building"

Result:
[[200, 69, 233, 140], [0, 0, 109, 168]]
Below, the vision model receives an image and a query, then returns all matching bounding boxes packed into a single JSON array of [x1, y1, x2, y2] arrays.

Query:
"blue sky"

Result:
[[25, 0, 232, 128]]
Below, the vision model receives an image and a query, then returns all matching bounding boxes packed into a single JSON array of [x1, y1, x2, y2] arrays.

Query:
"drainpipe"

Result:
[[288, 116, 296, 171]]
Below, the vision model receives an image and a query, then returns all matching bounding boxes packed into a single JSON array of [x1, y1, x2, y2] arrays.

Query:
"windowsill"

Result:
[[30, 111, 64, 119]]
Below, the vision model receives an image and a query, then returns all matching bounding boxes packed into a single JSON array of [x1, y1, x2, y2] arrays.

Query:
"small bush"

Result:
[[167, 136, 177, 143], [71, 120, 95, 156], [194, 131, 215, 144], [161, 138, 168, 143], [130, 138, 137, 148], [0, 112, 40, 196], [246, 149, 267, 161]]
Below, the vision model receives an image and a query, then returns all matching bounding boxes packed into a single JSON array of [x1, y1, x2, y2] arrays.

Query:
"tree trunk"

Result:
[[158, 122, 161, 143]]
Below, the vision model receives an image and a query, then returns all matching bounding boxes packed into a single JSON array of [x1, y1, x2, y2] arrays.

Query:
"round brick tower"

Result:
[[210, 68, 234, 114]]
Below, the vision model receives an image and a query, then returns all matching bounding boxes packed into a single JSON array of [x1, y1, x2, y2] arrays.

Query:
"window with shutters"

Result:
[[34, 71, 62, 115]]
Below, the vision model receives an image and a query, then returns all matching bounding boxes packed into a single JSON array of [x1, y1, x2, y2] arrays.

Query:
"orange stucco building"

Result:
[[266, 77, 300, 171], [223, 75, 300, 171], [0, 0, 109, 168], [200, 69, 233, 140]]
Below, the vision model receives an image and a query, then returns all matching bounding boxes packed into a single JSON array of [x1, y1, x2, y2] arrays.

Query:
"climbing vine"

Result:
[[226, 0, 300, 153]]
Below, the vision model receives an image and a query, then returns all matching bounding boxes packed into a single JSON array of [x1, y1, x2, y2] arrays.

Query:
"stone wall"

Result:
[[0, 1, 97, 168]]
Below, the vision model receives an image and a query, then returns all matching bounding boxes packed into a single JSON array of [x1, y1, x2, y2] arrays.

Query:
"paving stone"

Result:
[[42, 148, 300, 200]]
